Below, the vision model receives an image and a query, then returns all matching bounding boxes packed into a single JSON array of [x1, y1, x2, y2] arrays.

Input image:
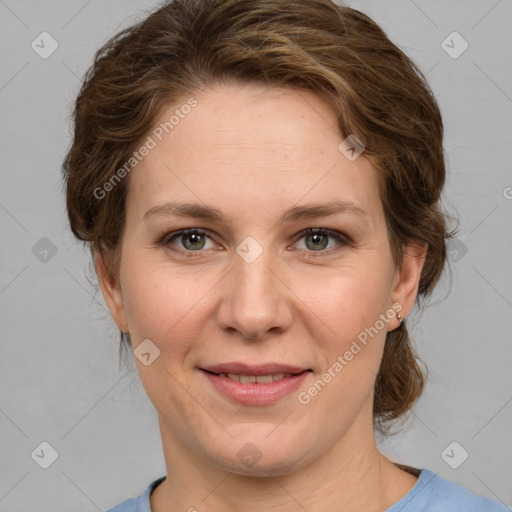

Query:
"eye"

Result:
[[162, 228, 218, 256], [293, 228, 349, 256]]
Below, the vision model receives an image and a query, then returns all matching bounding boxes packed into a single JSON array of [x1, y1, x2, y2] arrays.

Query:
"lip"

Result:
[[199, 363, 312, 406]]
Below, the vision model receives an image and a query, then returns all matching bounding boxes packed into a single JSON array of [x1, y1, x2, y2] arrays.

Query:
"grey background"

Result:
[[0, 0, 511, 510]]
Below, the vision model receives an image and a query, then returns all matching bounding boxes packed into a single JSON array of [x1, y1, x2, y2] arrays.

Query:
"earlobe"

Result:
[[391, 240, 428, 320], [94, 251, 129, 333]]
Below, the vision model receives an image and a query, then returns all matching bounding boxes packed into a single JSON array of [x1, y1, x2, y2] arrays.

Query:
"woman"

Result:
[[62, 0, 508, 510]]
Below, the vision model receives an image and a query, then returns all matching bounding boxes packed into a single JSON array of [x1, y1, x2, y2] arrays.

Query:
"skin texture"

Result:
[[97, 82, 427, 511]]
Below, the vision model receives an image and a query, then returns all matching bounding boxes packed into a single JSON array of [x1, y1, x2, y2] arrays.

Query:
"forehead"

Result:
[[125, 82, 383, 226]]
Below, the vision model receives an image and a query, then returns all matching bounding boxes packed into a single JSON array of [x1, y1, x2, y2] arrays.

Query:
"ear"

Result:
[[95, 251, 129, 333], [391, 240, 428, 321]]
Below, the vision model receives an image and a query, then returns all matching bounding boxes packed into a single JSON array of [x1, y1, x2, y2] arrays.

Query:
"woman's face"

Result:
[[98, 82, 424, 475]]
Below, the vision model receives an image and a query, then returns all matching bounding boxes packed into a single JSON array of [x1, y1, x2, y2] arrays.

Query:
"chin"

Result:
[[206, 433, 314, 477], [216, 453, 307, 478]]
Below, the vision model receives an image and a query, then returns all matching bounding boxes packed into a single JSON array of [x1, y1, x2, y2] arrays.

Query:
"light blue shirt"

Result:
[[106, 469, 509, 511]]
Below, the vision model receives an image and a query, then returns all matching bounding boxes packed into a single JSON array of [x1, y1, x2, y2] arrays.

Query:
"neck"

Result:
[[150, 414, 418, 512]]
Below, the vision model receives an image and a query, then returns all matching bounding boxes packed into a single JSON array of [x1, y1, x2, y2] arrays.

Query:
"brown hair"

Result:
[[62, 0, 456, 436]]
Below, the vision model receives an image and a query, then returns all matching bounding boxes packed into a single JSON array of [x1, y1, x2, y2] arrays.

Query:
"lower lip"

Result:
[[200, 370, 310, 405]]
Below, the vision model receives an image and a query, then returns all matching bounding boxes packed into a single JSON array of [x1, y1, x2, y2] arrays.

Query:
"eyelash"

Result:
[[159, 228, 350, 258]]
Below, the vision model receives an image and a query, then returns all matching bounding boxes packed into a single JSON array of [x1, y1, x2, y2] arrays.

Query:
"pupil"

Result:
[[308, 233, 327, 250], [184, 233, 204, 250]]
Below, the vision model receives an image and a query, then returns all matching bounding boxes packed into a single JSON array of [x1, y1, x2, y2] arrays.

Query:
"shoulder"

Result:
[[395, 469, 509, 512], [106, 476, 166, 512], [107, 496, 139, 512]]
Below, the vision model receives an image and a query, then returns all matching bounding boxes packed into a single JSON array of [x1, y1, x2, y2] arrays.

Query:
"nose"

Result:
[[216, 242, 293, 340]]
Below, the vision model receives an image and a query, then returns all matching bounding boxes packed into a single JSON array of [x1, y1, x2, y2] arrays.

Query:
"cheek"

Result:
[[291, 260, 394, 348], [121, 258, 217, 350]]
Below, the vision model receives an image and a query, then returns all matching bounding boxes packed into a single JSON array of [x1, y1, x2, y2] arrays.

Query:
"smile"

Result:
[[200, 367, 312, 405]]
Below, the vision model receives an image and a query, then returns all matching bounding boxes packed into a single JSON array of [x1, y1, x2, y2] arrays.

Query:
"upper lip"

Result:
[[201, 362, 310, 375]]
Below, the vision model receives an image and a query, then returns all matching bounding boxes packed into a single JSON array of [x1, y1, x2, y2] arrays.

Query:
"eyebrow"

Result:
[[143, 199, 369, 225]]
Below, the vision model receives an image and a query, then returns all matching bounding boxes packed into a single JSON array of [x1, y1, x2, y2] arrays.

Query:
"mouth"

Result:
[[199, 363, 312, 405]]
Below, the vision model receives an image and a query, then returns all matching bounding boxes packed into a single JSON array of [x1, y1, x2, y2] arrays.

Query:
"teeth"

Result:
[[239, 374, 256, 384], [220, 372, 293, 383], [255, 375, 273, 384]]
